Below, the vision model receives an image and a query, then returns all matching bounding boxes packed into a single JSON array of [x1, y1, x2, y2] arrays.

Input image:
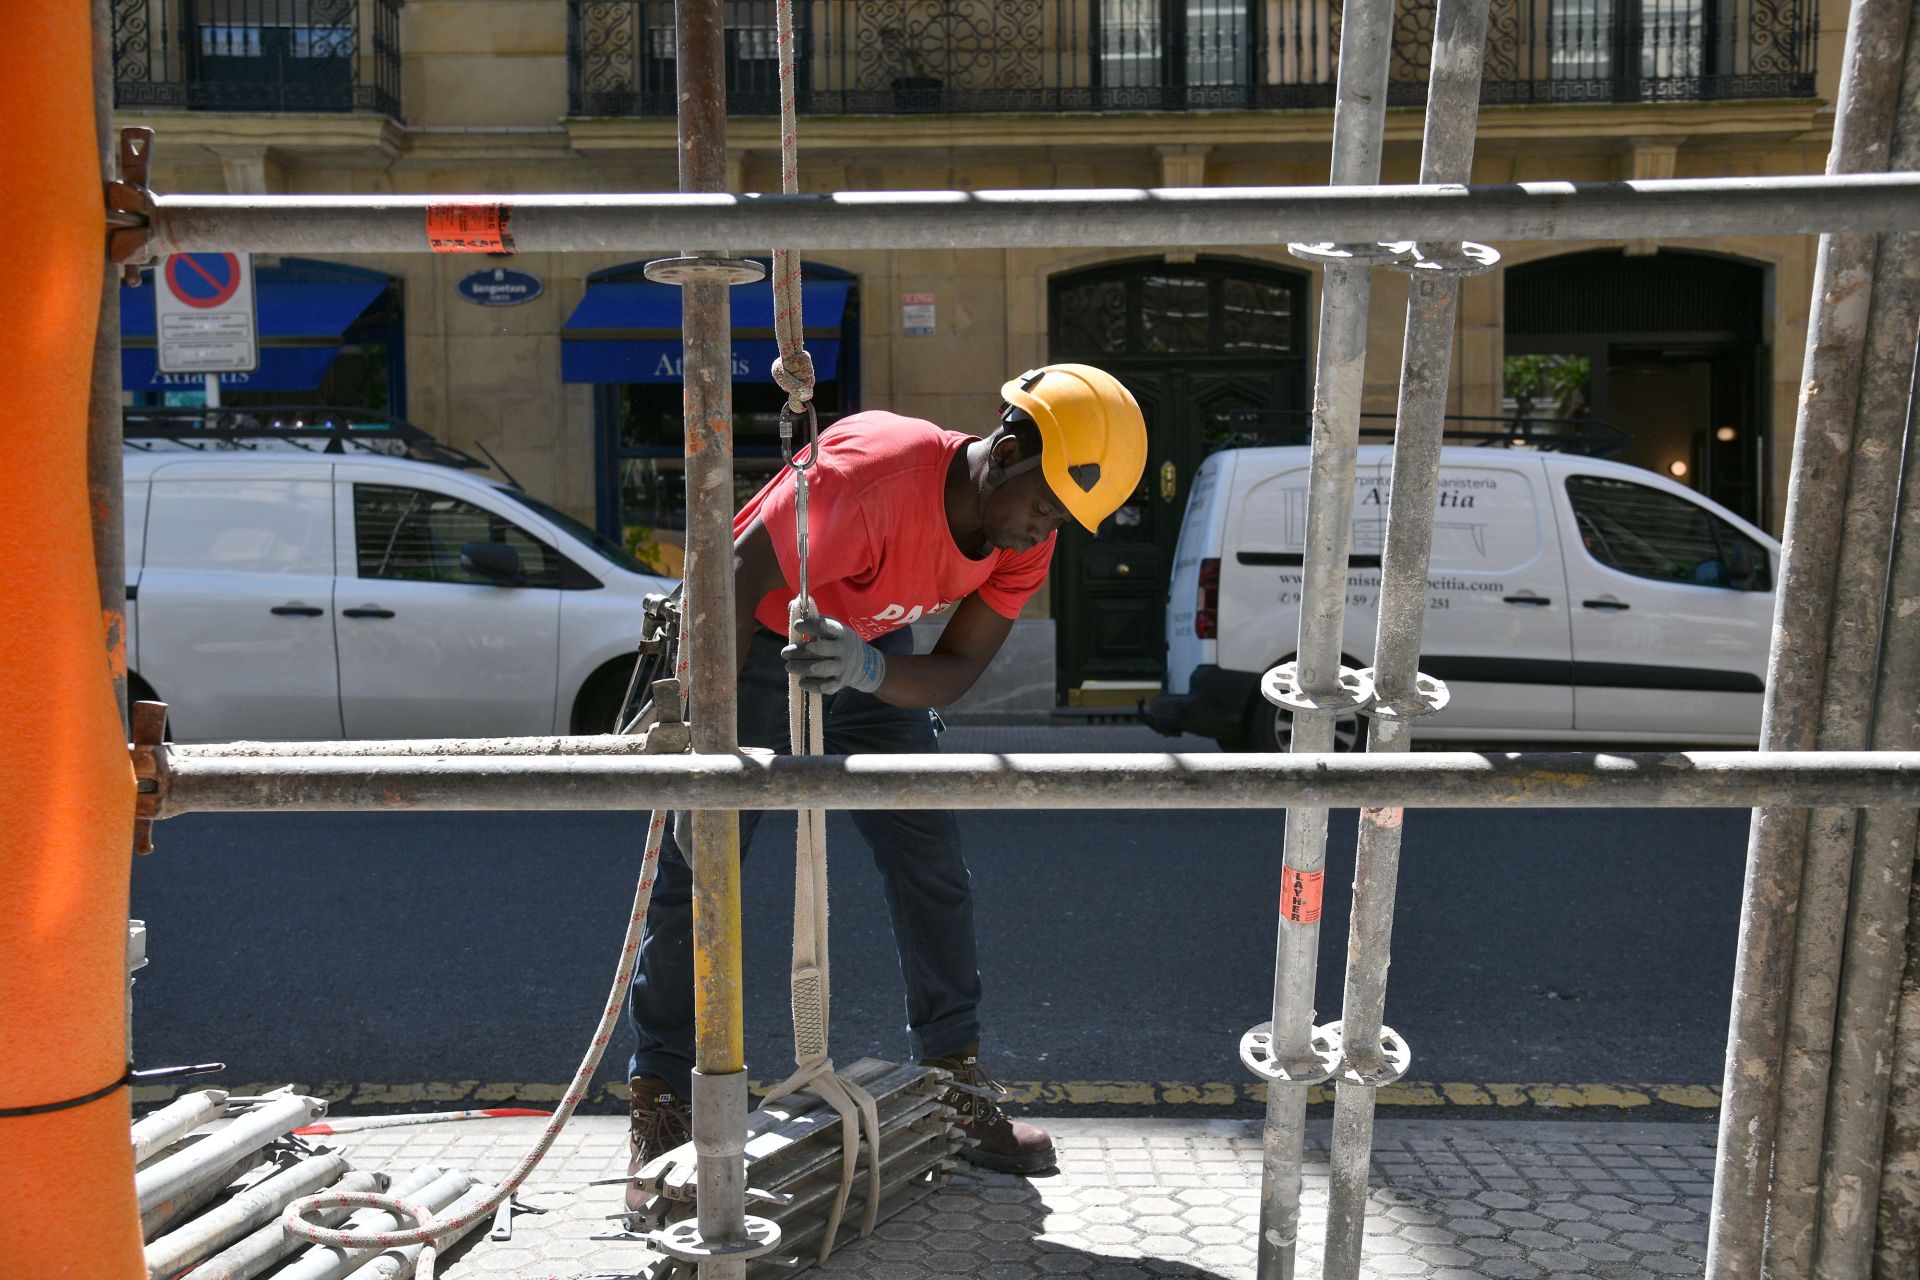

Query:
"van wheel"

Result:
[[1245, 698, 1364, 753], [571, 661, 636, 735]]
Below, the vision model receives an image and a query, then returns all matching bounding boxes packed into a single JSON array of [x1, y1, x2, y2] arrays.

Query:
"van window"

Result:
[[354, 485, 562, 588], [1565, 474, 1767, 588], [145, 479, 332, 575], [1240, 463, 1542, 573]]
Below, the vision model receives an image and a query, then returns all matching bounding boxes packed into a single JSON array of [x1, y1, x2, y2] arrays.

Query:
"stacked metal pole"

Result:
[[1707, 0, 1920, 1270], [1251, 0, 1395, 1272], [1319, 0, 1494, 1274]]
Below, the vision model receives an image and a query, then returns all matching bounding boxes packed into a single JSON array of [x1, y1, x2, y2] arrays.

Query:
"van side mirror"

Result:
[[461, 541, 523, 585], [1722, 539, 1767, 592]]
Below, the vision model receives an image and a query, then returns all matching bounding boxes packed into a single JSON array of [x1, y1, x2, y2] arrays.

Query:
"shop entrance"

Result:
[[1505, 249, 1768, 526], [1047, 257, 1309, 701]]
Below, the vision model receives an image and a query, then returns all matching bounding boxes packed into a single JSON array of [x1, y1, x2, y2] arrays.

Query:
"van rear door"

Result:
[[137, 460, 342, 741]]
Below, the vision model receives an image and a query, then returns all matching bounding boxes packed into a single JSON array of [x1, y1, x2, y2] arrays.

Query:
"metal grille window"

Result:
[[353, 484, 562, 588], [1566, 474, 1764, 588]]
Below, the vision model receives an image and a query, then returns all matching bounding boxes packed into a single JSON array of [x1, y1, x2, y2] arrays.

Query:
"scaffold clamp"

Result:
[[643, 256, 769, 287], [1262, 661, 1375, 717], [1287, 241, 1419, 268], [1240, 1020, 1342, 1086], [130, 700, 169, 854], [1381, 240, 1501, 277], [1357, 670, 1450, 720], [649, 1214, 782, 1262], [1325, 1019, 1413, 1088], [107, 126, 157, 283]]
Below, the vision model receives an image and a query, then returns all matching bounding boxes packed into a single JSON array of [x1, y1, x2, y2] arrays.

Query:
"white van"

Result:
[[1149, 446, 1778, 750], [123, 423, 674, 742]]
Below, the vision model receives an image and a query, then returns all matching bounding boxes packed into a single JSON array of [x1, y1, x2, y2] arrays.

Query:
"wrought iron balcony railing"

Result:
[[114, 0, 402, 117], [569, 0, 1817, 117]]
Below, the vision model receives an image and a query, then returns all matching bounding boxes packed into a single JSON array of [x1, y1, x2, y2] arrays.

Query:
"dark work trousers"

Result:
[[626, 626, 980, 1099]]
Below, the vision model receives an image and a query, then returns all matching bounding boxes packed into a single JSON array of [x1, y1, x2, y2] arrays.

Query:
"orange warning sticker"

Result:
[[426, 204, 514, 254], [1280, 867, 1324, 924]]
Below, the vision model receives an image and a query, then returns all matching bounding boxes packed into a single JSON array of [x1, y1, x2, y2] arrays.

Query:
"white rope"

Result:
[[281, 647, 681, 1278], [755, 0, 884, 1263]]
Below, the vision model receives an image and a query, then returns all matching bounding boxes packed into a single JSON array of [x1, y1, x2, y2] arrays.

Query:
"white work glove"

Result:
[[783, 614, 887, 696]]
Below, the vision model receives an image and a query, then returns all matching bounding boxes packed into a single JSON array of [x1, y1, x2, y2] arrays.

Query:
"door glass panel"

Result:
[[1186, 0, 1249, 85], [1549, 0, 1614, 82], [1055, 279, 1129, 356], [1220, 278, 1292, 352], [1139, 275, 1210, 353], [1565, 475, 1729, 585], [354, 484, 561, 588], [1639, 0, 1704, 77], [1100, 0, 1164, 87], [146, 479, 332, 574]]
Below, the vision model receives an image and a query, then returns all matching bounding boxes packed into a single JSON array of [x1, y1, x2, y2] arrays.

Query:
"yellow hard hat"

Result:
[[998, 363, 1148, 533]]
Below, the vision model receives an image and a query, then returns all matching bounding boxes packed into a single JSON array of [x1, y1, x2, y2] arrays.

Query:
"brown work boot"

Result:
[[625, 1075, 691, 1214], [922, 1044, 1057, 1175]]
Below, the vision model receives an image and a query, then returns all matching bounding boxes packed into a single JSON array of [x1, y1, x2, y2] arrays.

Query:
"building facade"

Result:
[[114, 0, 1838, 709]]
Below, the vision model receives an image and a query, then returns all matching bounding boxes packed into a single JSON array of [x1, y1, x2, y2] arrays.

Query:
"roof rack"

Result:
[[1210, 410, 1629, 458], [121, 405, 495, 474]]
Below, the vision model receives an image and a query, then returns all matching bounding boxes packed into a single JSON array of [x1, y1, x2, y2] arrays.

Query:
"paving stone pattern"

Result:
[[311, 1116, 1715, 1279]]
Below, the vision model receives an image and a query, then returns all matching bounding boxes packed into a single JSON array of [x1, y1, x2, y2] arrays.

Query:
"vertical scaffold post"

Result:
[[1706, 0, 1917, 1271], [667, 1, 753, 1277], [1250, 0, 1395, 1272], [1319, 0, 1495, 1274]]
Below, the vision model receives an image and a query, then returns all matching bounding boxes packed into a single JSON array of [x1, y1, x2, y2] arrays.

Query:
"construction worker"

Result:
[[624, 363, 1147, 1196]]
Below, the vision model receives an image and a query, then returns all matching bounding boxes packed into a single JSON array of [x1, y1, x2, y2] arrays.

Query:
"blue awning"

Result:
[[562, 276, 851, 384], [121, 347, 347, 392], [120, 278, 388, 341]]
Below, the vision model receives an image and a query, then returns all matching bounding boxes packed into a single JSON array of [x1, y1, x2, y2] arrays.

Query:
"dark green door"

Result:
[[1049, 259, 1308, 699]]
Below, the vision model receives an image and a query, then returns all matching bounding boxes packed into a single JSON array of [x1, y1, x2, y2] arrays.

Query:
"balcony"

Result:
[[113, 0, 402, 117], [568, 0, 1817, 118]]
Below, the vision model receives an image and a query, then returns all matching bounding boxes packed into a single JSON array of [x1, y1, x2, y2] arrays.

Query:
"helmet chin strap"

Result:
[[985, 452, 1044, 491]]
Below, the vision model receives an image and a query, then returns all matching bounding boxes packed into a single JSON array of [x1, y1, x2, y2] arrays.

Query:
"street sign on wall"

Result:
[[457, 267, 543, 306], [156, 252, 258, 374]]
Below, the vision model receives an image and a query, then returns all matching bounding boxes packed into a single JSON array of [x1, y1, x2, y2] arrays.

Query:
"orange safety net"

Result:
[[0, 1, 144, 1276]]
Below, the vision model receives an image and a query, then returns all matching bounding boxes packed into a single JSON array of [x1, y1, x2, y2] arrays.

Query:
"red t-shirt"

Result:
[[735, 411, 1056, 641]]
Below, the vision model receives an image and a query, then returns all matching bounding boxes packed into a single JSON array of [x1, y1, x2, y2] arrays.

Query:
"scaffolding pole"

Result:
[[665, 2, 752, 1276], [1254, 0, 1395, 1267], [146, 749, 1920, 815], [1320, 0, 1494, 1272], [89, 0, 124, 729], [1707, 0, 1920, 1269], [118, 174, 1920, 260]]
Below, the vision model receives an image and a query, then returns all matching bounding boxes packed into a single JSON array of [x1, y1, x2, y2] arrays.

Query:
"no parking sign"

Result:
[[156, 252, 258, 374]]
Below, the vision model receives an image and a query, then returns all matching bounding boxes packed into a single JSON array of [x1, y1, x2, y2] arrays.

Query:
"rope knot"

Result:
[[772, 351, 817, 411]]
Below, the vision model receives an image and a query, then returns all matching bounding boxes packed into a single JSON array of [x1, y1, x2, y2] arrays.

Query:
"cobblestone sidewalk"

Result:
[[312, 1115, 1715, 1279]]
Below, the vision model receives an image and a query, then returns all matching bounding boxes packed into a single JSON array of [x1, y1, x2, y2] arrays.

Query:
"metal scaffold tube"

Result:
[[1707, 0, 1919, 1270], [1776, 12, 1920, 1273], [1256, 0, 1395, 1269], [88, 0, 125, 729], [665, 2, 753, 1277], [127, 175, 1920, 259], [151, 749, 1920, 814], [1321, 0, 1494, 1271]]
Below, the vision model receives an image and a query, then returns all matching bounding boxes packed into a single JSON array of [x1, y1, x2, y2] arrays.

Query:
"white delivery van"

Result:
[[1148, 445, 1778, 749], [123, 416, 674, 742]]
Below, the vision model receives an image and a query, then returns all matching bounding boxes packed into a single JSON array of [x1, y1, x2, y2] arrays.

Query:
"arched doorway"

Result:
[[1048, 256, 1309, 699], [1505, 249, 1769, 525]]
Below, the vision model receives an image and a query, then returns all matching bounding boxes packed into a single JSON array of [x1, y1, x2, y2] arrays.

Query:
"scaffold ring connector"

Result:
[[642, 256, 769, 287], [1379, 241, 1501, 277], [1262, 662, 1375, 716], [650, 1215, 782, 1261], [1324, 1020, 1413, 1088], [1287, 241, 1419, 268], [1356, 669, 1450, 720], [1240, 1020, 1342, 1086]]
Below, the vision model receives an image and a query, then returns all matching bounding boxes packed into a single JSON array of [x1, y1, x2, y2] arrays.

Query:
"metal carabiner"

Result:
[[779, 401, 820, 474]]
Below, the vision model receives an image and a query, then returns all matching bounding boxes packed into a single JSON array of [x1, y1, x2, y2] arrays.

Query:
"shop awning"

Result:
[[119, 277, 389, 391], [561, 277, 849, 385]]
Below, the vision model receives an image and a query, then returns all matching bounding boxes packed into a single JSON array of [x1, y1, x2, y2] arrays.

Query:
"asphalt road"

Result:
[[128, 727, 1747, 1120]]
